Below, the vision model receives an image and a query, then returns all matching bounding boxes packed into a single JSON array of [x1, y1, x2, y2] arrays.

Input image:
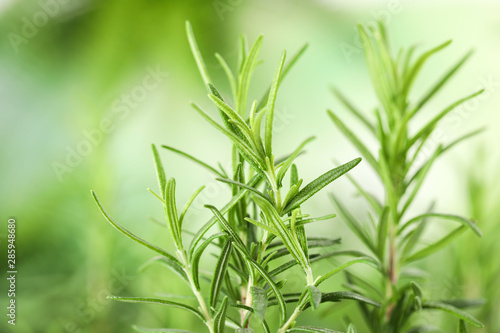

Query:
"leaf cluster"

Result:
[[91, 22, 383, 333], [329, 22, 484, 332]]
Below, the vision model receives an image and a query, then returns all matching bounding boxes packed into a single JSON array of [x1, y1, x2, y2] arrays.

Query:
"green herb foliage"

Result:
[[329, 22, 484, 332], [91, 21, 378, 332]]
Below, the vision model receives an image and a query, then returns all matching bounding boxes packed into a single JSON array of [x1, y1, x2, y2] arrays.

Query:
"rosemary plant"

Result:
[[328, 23, 485, 332], [91, 22, 381, 332]]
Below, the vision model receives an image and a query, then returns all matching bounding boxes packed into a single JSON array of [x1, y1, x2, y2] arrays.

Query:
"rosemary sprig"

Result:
[[330, 22, 484, 332]]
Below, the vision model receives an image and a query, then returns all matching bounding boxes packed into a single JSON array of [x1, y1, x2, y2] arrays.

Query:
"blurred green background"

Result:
[[0, 0, 499, 332]]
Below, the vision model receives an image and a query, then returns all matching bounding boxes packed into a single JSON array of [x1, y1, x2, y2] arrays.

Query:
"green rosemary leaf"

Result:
[[265, 50, 286, 158], [92, 191, 182, 267], [148, 188, 165, 204], [309, 250, 372, 261], [236, 329, 254, 333], [283, 158, 362, 214], [138, 255, 188, 282], [307, 291, 381, 308], [265, 238, 341, 264], [295, 214, 336, 227], [422, 301, 484, 328], [407, 90, 483, 149], [215, 53, 236, 98], [441, 127, 485, 154], [238, 35, 247, 73], [345, 173, 383, 215], [371, 27, 398, 96], [441, 299, 486, 309], [254, 196, 309, 272], [376, 207, 389, 261], [401, 147, 442, 215], [286, 326, 343, 332], [245, 217, 276, 235], [402, 40, 452, 99], [164, 178, 182, 249], [151, 144, 167, 198], [307, 285, 322, 310], [191, 102, 264, 170], [331, 88, 375, 133], [343, 271, 384, 300], [276, 136, 315, 187], [404, 226, 467, 263], [208, 92, 252, 135], [357, 24, 391, 112], [205, 205, 247, 252], [400, 203, 434, 257], [401, 45, 416, 79], [258, 43, 308, 109], [304, 237, 341, 248], [216, 178, 270, 202], [296, 225, 309, 260], [251, 108, 267, 153], [210, 239, 233, 309], [162, 145, 225, 178], [400, 213, 481, 237], [314, 257, 379, 287], [213, 296, 229, 333], [132, 325, 196, 332], [185, 21, 211, 87], [268, 259, 300, 277], [457, 320, 469, 333], [282, 181, 303, 211], [191, 233, 227, 290], [109, 296, 204, 321], [330, 194, 377, 254], [251, 286, 268, 321], [179, 185, 205, 229], [237, 36, 263, 116], [412, 50, 473, 115], [208, 83, 246, 141], [328, 110, 378, 171], [290, 164, 299, 186]]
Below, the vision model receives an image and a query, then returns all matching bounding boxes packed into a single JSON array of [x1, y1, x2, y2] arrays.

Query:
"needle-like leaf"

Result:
[[92, 191, 182, 268], [265, 51, 286, 158], [109, 296, 204, 321], [162, 145, 225, 178], [328, 110, 378, 171], [314, 257, 379, 287], [191, 233, 227, 290], [210, 239, 233, 309], [186, 21, 211, 87], [152, 144, 167, 198], [213, 296, 229, 333], [422, 301, 483, 328], [276, 136, 315, 187], [283, 158, 361, 214]]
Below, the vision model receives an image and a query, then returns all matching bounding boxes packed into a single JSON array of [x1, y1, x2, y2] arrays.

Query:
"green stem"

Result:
[[278, 307, 302, 333], [277, 294, 308, 333], [180, 252, 215, 333]]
